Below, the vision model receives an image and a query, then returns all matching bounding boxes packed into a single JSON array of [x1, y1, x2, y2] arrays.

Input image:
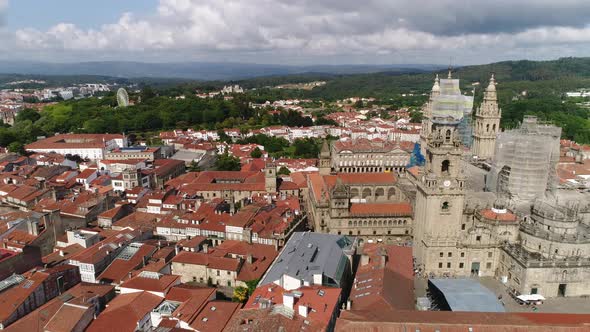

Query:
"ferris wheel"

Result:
[[116, 88, 129, 107]]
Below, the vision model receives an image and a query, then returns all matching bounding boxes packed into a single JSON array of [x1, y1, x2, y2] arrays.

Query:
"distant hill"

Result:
[[0, 61, 443, 81], [280, 57, 590, 100]]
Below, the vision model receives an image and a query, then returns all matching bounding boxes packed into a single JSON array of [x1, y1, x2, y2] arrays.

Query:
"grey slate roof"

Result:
[[260, 232, 355, 287]]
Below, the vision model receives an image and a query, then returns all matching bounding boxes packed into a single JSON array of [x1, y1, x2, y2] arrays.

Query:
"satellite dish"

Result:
[[116, 88, 129, 107]]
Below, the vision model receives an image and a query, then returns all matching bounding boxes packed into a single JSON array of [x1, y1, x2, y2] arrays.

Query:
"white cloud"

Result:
[[11, 0, 590, 63]]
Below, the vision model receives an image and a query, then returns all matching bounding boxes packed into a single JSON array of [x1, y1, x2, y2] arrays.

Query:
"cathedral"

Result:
[[309, 72, 590, 298]]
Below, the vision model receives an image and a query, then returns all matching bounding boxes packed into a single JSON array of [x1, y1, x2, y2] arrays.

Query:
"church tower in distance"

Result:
[[472, 74, 501, 160]]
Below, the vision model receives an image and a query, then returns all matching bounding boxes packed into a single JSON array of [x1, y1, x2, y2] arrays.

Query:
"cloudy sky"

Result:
[[1, 0, 590, 65]]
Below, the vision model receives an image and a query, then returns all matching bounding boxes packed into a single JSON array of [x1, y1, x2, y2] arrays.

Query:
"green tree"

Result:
[[232, 286, 249, 303], [140, 85, 156, 102], [278, 166, 291, 175], [250, 147, 263, 158], [409, 110, 423, 123], [215, 153, 241, 171], [7, 142, 24, 154], [15, 108, 41, 123]]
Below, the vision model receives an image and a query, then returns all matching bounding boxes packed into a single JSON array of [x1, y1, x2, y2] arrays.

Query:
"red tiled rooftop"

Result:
[[350, 202, 412, 216]]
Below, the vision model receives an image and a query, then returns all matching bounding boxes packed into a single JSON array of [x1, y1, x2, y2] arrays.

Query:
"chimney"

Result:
[[380, 254, 388, 268], [283, 293, 294, 310], [59, 250, 64, 257], [202, 243, 209, 254], [246, 254, 253, 264], [174, 245, 179, 255], [360, 254, 370, 266], [298, 305, 309, 318], [346, 299, 352, 310]]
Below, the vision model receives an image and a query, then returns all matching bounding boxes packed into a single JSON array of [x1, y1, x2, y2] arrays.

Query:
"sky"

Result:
[[1, 0, 590, 65]]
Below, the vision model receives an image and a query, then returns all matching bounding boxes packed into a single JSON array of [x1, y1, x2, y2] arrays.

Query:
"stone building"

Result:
[[499, 200, 590, 297], [413, 99, 468, 274], [327, 138, 413, 173], [472, 74, 501, 160], [307, 172, 413, 244]]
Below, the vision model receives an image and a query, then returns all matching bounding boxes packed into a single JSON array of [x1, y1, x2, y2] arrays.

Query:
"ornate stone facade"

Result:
[[498, 200, 590, 297], [306, 172, 413, 244], [472, 75, 501, 160], [329, 139, 413, 174]]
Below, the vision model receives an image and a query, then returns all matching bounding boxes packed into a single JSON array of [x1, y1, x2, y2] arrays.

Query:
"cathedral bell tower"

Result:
[[413, 112, 467, 275], [419, 74, 440, 156], [472, 74, 501, 160], [319, 140, 332, 175]]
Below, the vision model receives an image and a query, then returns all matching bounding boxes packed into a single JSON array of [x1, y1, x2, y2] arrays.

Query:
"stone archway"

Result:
[[375, 188, 385, 201], [362, 188, 372, 200], [387, 187, 396, 200]]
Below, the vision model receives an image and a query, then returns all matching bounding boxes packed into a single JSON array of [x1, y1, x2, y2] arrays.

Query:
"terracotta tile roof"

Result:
[[189, 301, 240, 332], [25, 134, 123, 150], [42, 244, 85, 267], [42, 301, 93, 332], [228, 285, 341, 332], [337, 310, 590, 332], [86, 291, 163, 332], [349, 245, 414, 312], [119, 273, 180, 293], [479, 208, 518, 222], [349, 202, 412, 217], [3, 283, 114, 332], [209, 241, 278, 282], [98, 244, 157, 283]]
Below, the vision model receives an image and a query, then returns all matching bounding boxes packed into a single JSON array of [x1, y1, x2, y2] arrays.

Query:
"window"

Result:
[[387, 230, 391, 235], [461, 224, 466, 230], [488, 252, 493, 258], [349, 231, 353, 235], [459, 263, 464, 268], [441, 201, 450, 211], [486, 262, 492, 269], [227, 271, 231, 275], [460, 252, 465, 258], [447, 262, 451, 268], [476, 236, 481, 241], [337, 231, 341, 235], [217, 270, 220, 276], [440, 252, 444, 258], [441, 160, 450, 173], [438, 263, 443, 268], [227, 281, 232, 287], [448, 252, 452, 257], [373, 231, 376, 235]]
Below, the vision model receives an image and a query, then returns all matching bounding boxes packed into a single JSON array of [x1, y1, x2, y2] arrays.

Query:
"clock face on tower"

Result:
[[443, 180, 451, 187]]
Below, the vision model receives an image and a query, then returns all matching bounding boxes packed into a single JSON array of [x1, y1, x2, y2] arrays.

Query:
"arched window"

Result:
[[486, 124, 490, 132], [445, 129, 452, 142], [442, 201, 450, 211], [442, 160, 450, 173], [492, 124, 496, 132]]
